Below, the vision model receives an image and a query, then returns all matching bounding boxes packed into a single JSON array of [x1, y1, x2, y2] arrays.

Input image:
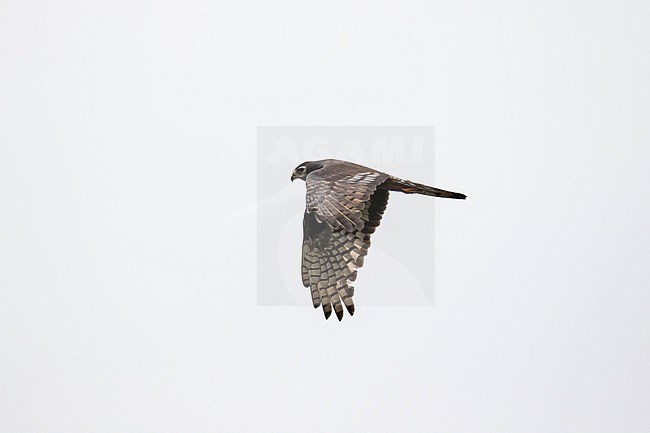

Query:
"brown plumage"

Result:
[[292, 159, 465, 320]]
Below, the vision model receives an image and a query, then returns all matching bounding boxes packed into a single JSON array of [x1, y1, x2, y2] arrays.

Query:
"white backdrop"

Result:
[[1, 1, 649, 432]]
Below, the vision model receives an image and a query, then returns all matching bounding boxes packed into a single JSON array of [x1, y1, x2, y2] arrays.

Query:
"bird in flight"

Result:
[[291, 159, 465, 321]]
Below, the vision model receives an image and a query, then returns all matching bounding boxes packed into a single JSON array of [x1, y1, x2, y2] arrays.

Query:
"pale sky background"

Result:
[[1, 1, 649, 432]]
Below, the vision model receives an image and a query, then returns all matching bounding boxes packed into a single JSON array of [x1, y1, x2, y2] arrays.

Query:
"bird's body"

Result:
[[292, 159, 465, 320]]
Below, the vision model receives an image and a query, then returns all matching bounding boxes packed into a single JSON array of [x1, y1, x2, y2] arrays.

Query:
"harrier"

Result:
[[291, 159, 465, 320]]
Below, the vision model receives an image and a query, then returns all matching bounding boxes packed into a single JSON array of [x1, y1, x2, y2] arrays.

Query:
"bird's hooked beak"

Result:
[[290, 172, 296, 182]]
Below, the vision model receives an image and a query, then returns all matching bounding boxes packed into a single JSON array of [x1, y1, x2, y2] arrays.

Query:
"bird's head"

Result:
[[290, 161, 325, 182]]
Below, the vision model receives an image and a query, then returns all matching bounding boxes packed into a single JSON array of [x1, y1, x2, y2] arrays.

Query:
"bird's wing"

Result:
[[305, 165, 389, 231], [301, 187, 390, 320]]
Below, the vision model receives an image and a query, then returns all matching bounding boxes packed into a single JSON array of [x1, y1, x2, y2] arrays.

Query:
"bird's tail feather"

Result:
[[385, 177, 466, 200]]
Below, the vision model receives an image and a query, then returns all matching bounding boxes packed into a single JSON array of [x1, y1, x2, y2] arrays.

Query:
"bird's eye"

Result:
[[297, 166, 306, 173]]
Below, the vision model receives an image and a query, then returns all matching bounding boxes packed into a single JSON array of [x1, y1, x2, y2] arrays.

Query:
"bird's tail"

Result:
[[385, 177, 466, 200]]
